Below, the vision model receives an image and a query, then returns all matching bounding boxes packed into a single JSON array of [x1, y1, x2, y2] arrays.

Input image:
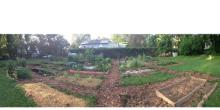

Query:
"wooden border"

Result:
[[156, 77, 207, 107], [197, 82, 218, 107]]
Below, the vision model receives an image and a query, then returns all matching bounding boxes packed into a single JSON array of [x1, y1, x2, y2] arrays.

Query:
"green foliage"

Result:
[[111, 34, 126, 45], [17, 58, 27, 67], [155, 55, 220, 107], [16, 67, 32, 80], [75, 64, 84, 71], [0, 70, 36, 107], [121, 72, 176, 86], [147, 36, 157, 48], [203, 81, 220, 107], [157, 36, 173, 53], [179, 36, 205, 55], [69, 48, 157, 58], [161, 55, 220, 77], [95, 55, 111, 72], [120, 55, 150, 71], [84, 49, 95, 62], [68, 49, 94, 63], [157, 60, 177, 66], [6, 60, 17, 79]]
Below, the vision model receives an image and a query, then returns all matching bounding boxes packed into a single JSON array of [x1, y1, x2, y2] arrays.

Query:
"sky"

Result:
[[63, 34, 112, 44]]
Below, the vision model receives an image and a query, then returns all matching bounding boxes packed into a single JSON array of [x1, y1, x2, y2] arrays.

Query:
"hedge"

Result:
[[69, 48, 157, 58]]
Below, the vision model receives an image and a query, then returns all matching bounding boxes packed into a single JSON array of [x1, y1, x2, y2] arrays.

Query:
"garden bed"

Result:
[[68, 69, 108, 75], [156, 76, 206, 106], [55, 74, 103, 88], [121, 68, 154, 75], [21, 83, 86, 107], [31, 67, 57, 76]]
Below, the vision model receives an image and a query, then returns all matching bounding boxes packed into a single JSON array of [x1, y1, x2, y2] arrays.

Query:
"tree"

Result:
[[208, 35, 220, 54], [127, 34, 147, 48], [71, 34, 91, 48], [0, 35, 8, 57], [146, 35, 157, 48], [179, 35, 206, 55], [6, 34, 21, 59], [157, 35, 173, 53], [111, 34, 126, 47]]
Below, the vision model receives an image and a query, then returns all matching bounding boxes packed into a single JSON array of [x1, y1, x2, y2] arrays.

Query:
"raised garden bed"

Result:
[[156, 76, 207, 106]]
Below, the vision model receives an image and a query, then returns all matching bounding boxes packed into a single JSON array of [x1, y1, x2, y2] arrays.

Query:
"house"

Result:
[[79, 38, 126, 48]]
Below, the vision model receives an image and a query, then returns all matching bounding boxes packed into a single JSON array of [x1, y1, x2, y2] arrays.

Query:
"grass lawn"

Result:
[[157, 55, 220, 77], [157, 55, 220, 106], [121, 72, 176, 86], [203, 81, 220, 107], [0, 70, 36, 107]]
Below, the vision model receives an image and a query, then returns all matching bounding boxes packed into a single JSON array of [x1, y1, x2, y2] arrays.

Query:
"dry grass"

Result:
[[21, 83, 86, 107], [55, 76, 102, 88]]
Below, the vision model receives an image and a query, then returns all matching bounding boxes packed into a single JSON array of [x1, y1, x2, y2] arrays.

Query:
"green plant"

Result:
[[95, 55, 111, 72], [157, 36, 173, 53], [84, 49, 95, 62], [73, 73, 81, 78], [0, 70, 37, 107], [75, 64, 84, 71], [17, 58, 27, 67], [16, 67, 32, 80], [157, 60, 177, 66], [126, 56, 145, 69], [121, 72, 176, 86], [179, 36, 205, 55], [6, 60, 17, 79]]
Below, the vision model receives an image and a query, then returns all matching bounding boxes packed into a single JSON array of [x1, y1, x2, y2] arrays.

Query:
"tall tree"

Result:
[[0, 35, 8, 56], [111, 34, 126, 47], [127, 34, 147, 48], [157, 35, 173, 53], [71, 34, 91, 48]]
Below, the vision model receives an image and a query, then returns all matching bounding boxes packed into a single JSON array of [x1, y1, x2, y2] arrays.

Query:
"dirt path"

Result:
[[97, 59, 125, 107]]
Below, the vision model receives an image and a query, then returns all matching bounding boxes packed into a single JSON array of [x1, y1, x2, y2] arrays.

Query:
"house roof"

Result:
[[81, 39, 111, 45]]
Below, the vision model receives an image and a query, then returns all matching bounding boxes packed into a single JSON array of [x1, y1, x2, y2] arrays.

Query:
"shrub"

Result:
[[75, 64, 84, 71], [6, 60, 17, 79], [95, 55, 111, 72], [69, 48, 157, 58], [68, 56, 74, 61], [179, 36, 205, 55], [126, 56, 145, 69], [17, 58, 27, 67], [16, 67, 32, 80]]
